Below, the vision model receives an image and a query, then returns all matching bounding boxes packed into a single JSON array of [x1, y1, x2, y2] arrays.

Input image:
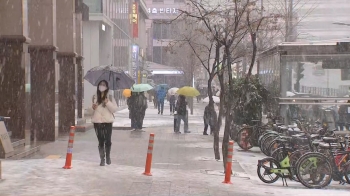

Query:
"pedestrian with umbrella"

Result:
[[173, 86, 200, 133], [127, 91, 137, 129], [168, 87, 178, 115], [84, 65, 135, 90], [175, 95, 190, 133], [84, 65, 134, 166], [91, 80, 118, 166], [130, 84, 153, 131]]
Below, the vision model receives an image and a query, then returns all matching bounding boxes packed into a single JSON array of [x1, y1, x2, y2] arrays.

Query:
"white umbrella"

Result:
[[203, 96, 220, 103], [168, 87, 179, 95]]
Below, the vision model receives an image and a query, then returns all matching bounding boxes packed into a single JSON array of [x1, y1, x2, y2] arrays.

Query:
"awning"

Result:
[[145, 61, 183, 75]]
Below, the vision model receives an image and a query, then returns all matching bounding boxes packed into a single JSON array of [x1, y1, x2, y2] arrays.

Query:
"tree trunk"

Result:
[[207, 76, 214, 104], [222, 110, 233, 170], [247, 33, 257, 77], [213, 41, 224, 160], [222, 46, 234, 170], [213, 71, 225, 161]]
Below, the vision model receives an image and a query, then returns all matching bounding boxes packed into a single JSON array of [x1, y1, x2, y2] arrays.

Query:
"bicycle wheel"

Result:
[[258, 132, 278, 148], [271, 147, 299, 181], [271, 147, 294, 162], [341, 160, 350, 184], [267, 138, 283, 156], [257, 157, 280, 183], [296, 152, 333, 189], [237, 127, 254, 150], [230, 124, 240, 141], [260, 134, 279, 156], [289, 150, 309, 182]]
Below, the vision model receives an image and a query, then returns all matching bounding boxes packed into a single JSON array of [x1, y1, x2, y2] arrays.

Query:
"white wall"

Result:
[[83, 21, 114, 113], [83, 21, 100, 112], [99, 24, 113, 66]]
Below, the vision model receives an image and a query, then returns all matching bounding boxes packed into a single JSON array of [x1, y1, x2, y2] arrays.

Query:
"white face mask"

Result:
[[99, 85, 107, 92]]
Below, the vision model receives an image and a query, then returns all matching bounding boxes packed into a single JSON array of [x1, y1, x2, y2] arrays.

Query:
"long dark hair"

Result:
[[97, 80, 109, 104], [178, 95, 186, 103]]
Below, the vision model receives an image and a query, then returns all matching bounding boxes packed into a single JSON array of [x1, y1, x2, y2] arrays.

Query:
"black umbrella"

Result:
[[84, 65, 135, 90]]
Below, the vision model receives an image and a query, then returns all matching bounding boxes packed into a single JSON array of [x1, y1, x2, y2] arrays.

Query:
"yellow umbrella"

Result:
[[123, 89, 131, 98], [176, 86, 200, 97]]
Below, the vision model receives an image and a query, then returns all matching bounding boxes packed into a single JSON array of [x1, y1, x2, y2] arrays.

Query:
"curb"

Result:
[[75, 124, 94, 132]]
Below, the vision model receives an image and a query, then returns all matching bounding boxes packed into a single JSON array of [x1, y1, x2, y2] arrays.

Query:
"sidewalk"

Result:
[[112, 101, 206, 130], [1, 103, 349, 195]]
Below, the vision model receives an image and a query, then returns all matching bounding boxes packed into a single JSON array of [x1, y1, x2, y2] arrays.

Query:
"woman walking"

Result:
[[92, 80, 118, 166]]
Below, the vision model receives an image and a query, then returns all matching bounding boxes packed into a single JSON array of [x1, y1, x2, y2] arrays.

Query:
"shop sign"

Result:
[[132, 2, 138, 38], [147, 8, 178, 14]]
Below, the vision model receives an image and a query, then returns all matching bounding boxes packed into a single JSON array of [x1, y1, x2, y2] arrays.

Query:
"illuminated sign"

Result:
[[132, 2, 138, 38], [147, 8, 179, 14]]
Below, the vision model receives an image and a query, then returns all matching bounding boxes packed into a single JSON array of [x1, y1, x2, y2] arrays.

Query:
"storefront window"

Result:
[[83, 0, 102, 13]]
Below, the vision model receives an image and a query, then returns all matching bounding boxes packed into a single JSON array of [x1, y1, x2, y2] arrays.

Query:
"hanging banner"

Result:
[[132, 2, 138, 38]]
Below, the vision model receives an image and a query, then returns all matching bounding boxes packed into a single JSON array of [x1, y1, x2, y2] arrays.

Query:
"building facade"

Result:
[[144, 0, 190, 87], [83, 0, 149, 111], [260, 0, 350, 42], [0, 0, 87, 143]]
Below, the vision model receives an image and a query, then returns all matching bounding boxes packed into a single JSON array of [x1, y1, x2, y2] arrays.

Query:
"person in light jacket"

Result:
[[92, 80, 118, 166]]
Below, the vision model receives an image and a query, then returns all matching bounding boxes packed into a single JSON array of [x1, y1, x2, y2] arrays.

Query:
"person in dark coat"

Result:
[[134, 92, 148, 131], [338, 100, 350, 131], [153, 90, 158, 109], [169, 94, 176, 115], [203, 103, 217, 135], [127, 92, 137, 129], [175, 95, 190, 133]]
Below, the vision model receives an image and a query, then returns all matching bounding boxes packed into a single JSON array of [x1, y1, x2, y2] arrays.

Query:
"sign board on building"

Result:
[[132, 2, 138, 38], [147, 8, 179, 14], [322, 59, 350, 69], [0, 121, 14, 158], [132, 45, 140, 83]]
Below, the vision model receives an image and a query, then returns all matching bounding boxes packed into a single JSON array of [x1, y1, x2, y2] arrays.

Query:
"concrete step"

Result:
[[7, 143, 41, 160], [11, 139, 25, 149]]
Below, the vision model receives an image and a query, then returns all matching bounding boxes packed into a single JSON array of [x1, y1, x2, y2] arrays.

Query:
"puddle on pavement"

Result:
[[195, 157, 238, 163], [239, 154, 256, 157], [200, 169, 250, 180], [180, 143, 222, 149], [237, 149, 262, 154]]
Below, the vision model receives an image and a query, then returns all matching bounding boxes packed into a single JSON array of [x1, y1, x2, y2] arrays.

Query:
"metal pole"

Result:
[[0, 160, 2, 179]]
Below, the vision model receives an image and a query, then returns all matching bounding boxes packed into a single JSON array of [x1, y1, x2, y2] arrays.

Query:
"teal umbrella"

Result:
[[131, 84, 154, 92]]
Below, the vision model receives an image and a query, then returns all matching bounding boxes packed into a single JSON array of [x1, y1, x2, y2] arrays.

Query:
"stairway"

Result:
[[4, 139, 41, 160]]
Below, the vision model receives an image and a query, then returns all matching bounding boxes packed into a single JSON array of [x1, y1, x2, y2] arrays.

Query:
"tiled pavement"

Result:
[[0, 103, 349, 195]]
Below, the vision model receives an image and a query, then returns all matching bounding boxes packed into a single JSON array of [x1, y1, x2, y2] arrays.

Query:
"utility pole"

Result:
[[257, 0, 264, 75], [286, 0, 294, 42]]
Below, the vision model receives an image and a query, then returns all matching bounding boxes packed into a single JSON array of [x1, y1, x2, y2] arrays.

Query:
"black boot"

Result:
[[203, 131, 208, 135], [98, 146, 105, 166], [105, 145, 111, 165]]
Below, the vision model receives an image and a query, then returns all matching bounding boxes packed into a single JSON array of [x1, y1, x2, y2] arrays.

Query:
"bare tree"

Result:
[[172, 0, 273, 169], [263, 0, 319, 42]]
